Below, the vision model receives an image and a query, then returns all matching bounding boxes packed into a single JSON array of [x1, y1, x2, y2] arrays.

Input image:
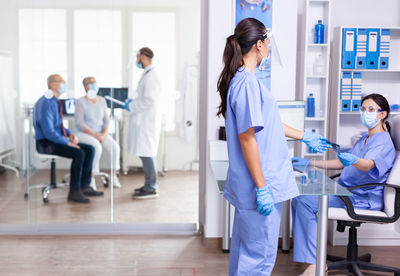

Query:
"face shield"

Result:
[[265, 28, 283, 67], [127, 51, 142, 69]]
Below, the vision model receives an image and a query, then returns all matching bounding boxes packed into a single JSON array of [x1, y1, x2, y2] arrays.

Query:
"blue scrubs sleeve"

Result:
[[365, 143, 395, 179], [231, 79, 264, 134]]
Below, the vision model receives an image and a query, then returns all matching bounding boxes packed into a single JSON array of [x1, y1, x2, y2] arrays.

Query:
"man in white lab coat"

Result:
[[126, 47, 162, 199]]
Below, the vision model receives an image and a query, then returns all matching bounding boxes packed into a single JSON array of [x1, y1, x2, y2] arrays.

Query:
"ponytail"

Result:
[[217, 18, 267, 118], [217, 35, 244, 118], [385, 121, 391, 133]]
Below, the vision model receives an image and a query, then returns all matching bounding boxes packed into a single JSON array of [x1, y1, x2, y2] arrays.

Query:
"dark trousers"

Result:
[[36, 139, 95, 193]]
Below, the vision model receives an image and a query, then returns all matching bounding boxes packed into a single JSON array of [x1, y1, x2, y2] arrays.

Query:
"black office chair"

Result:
[[327, 116, 400, 276]]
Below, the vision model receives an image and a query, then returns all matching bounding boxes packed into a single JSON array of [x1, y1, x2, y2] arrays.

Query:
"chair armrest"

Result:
[[346, 183, 400, 191], [337, 182, 400, 223], [329, 173, 341, 180]]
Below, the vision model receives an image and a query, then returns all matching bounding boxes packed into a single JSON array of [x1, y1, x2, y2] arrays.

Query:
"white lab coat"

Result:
[[127, 65, 162, 157], [175, 64, 199, 143]]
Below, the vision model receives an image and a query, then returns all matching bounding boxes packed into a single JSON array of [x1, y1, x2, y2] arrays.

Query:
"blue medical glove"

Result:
[[337, 152, 359, 167], [255, 186, 274, 216], [124, 99, 133, 111], [301, 132, 332, 153], [291, 157, 310, 172]]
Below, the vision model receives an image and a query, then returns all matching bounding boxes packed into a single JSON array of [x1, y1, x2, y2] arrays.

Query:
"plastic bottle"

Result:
[[307, 93, 315, 117], [314, 19, 325, 44], [308, 129, 317, 153]]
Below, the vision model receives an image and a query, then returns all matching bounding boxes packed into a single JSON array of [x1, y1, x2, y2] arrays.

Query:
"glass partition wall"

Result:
[[0, 1, 200, 234]]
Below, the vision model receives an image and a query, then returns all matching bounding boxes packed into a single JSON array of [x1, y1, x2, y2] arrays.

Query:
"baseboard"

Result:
[[333, 237, 400, 246], [0, 223, 199, 235], [202, 237, 294, 250]]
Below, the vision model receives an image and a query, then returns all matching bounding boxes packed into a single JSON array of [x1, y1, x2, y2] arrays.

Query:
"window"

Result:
[[19, 9, 67, 104], [74, 10, 122, 98], [131, 12, 176, 131]]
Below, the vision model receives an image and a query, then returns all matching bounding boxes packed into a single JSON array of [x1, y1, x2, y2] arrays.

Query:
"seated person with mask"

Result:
[[33, 74, 104, 203], [74, 77, 121, 189], [291, 93, 395, 276]]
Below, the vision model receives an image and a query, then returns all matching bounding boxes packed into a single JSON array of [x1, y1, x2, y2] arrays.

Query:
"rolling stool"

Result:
[[24, 152, 69, 203]]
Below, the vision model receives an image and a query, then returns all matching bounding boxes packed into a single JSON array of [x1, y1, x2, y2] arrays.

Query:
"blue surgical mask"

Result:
[[89, 83, 99, 93], [360, 111, 380, 129], [136, 60, 143, 69], [58, 83, 67, 94], [257, 45, 270, 71]]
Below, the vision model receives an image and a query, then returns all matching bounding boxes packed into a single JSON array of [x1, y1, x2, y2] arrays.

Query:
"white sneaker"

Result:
[[113, 176, 121, 188], [89, 178, 97, 191]]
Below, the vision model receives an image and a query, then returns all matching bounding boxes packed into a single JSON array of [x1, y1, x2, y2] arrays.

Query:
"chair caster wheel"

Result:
[[24, 193, 29, 199], [42, 187, 50, 203], [103, 178, 109, 188]]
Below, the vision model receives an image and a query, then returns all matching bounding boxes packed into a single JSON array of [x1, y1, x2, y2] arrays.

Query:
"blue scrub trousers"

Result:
[[139, 156, 158, 192], [291, 195, 345, 264], [229, 203, 282, 276]]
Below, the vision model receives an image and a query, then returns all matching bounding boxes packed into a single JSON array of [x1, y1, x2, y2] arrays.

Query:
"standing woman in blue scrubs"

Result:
[[217, 18, 330, 276], [291, 93, 395, 275]]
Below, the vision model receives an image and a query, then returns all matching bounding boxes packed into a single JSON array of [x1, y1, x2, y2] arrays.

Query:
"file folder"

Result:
[[366, 28, 380, 69], [342, 28, 357, 69], [340, 72, 352, 112], [351, 72, 362, 112], [379, 29, 390, 69], [356, 28, 367, 69]]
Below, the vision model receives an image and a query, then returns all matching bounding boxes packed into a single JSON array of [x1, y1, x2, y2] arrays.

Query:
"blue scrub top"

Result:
[[339, 132, 395, 210], [224, 68, 299, 210]]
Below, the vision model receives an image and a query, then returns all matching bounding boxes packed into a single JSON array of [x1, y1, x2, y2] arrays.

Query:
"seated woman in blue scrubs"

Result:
[[292, 93, 396, 276]]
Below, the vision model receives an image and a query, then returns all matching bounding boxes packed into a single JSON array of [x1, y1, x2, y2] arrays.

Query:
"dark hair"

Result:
[[139, 47, 154, 59], [217, 18, 267, 118], [362, 93, 391, 132]]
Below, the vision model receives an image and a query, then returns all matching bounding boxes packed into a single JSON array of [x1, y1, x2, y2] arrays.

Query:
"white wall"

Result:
[[202, 0, 299, 238], [6, 0, 200, 171]]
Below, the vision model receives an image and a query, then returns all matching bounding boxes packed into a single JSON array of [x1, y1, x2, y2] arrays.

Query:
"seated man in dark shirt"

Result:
[[33, 74, 104, 203]]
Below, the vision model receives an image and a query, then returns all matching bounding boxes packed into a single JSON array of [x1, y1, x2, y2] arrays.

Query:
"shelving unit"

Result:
[[298, 0, 331, 159], [329, 26, 400, 246], [330, 26, 400, 150]]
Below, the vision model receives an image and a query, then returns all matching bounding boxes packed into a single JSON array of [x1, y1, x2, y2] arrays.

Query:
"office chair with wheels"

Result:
[[24, 150, 69, 203], [327, 116, 400, 276]]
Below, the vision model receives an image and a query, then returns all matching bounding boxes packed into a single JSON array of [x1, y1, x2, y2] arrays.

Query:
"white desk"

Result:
[[210, 160, 352, 276]]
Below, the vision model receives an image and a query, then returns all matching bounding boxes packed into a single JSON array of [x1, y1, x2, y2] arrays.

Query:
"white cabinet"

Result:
[[298, 0, 331, 160]]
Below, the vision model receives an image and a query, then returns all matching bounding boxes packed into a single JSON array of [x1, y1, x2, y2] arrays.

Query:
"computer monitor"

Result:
[[277, 100, 305, 141], [60, 98, 76, 115], [98, 87, 128, 109]]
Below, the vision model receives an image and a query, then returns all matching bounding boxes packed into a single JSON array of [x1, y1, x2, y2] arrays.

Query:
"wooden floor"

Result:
[[0, 170, 198, 224], [0, 235, 399, 275]]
